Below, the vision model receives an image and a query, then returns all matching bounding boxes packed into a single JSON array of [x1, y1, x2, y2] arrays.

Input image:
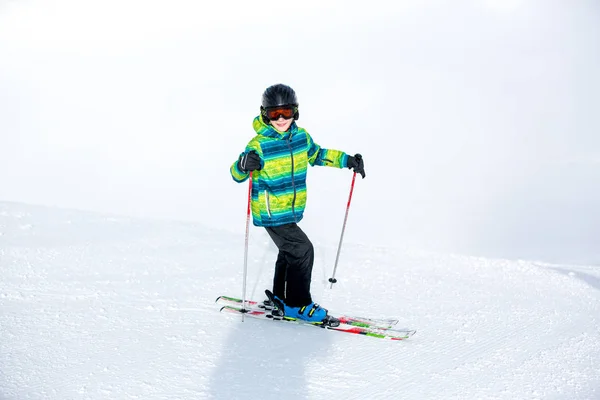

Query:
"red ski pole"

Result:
[[329, 172, 357, 288], [241, 175, 252, 320]]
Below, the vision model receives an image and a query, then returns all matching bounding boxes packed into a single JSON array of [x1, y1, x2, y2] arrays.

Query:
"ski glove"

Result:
[[346, 154, 366, 178], [238, 150, 262, 173]]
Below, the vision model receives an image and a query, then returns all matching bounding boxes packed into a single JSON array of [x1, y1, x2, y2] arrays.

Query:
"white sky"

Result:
[[1, 0, 599, 264]]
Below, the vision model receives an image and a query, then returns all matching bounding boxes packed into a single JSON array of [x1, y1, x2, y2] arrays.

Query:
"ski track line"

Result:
[[367, 315, 595, 399], [331, 317, 533, 393]]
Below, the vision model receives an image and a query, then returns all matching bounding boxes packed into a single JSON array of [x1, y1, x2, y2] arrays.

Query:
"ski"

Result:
[[219, 305, 415, 340], [215, 295, 401, 330]]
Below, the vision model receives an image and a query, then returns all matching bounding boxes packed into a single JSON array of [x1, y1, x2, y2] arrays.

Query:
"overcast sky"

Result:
[[1, 0, 599, 264]]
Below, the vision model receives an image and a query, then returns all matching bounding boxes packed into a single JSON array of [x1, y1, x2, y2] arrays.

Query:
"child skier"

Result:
[[230, 83, 365, 323]]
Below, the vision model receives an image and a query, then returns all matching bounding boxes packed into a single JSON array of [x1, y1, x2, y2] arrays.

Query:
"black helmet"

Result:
[[261, 84, 299, 121]]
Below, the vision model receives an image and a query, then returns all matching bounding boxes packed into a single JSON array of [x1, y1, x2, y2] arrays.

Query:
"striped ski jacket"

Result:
[[231, 116, 349, 227]]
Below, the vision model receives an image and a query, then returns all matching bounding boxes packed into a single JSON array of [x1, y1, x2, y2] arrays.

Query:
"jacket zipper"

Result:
[[286, 135, 297, 221]]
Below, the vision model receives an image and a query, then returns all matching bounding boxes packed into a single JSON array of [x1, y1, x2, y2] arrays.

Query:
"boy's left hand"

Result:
[[347, 154, 366, 178]]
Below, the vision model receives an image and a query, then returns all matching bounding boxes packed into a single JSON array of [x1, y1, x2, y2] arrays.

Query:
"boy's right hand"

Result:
[[238, 150, 262, 173]]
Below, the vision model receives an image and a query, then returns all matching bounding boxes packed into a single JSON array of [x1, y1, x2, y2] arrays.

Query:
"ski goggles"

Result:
[[264, 106, 296, 120]]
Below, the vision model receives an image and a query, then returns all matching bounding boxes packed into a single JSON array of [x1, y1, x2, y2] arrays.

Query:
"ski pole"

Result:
[[242, 175, 252, 321], [329, 172, 357, 288]]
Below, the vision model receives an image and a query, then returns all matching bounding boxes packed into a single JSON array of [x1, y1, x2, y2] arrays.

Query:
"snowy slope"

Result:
[[1, 201, 599, 400]]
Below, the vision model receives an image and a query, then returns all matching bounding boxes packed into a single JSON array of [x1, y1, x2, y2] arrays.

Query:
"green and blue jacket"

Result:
[[231, 116, 349, 227]]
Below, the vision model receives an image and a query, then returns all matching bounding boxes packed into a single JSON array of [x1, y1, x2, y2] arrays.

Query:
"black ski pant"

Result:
[[265, 223, 314, 307]]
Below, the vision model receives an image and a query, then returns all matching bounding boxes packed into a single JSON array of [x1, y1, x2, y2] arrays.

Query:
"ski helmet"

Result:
[[261, 84, 299, 122]]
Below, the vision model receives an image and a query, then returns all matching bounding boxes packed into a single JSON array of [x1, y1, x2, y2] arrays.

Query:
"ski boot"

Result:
[[265, 290, 339, 326]]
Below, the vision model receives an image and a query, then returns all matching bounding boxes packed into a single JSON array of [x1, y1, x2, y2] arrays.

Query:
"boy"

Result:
[[230, 83, 365, 323]]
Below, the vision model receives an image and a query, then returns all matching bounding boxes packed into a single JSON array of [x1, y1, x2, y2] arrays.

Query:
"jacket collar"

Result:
[[253, 116, 297, 140]]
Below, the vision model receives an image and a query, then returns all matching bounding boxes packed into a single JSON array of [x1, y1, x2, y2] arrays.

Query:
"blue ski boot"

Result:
[[265, 290, 330, 324], [283, 302, 328, 323]]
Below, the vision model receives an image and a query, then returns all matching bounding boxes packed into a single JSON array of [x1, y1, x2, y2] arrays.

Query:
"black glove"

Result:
[[346, 153, 365, 178], [237, 150, 262, 173]]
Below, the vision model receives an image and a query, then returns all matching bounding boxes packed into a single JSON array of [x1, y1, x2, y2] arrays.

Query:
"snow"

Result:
[[2, 202, 599, 399], [2, 1, 600, 398]]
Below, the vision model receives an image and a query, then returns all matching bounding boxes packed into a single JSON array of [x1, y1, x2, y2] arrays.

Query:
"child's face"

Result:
[[270, 116, 294, 132]]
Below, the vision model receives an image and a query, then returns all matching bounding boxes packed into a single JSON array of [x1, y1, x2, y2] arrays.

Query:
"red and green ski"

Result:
[[215, 295, 416, 341]]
